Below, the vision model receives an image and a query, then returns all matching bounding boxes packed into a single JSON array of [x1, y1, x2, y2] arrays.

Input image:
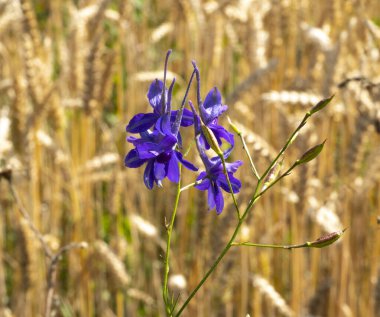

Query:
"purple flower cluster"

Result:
[[125, 50, 242, 214]]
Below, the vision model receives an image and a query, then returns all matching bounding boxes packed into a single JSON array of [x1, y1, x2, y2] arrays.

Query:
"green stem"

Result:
[[175, 112, 314, 316], [163, 168, 182, 315], [220, 156, 241, 219], [231, 241, 308, 249], [180, 180, 201, 192], [175, 218, 243, 316], [237, 132, 260, 179]]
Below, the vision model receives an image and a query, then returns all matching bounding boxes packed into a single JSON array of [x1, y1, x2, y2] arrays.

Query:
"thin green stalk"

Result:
[[237, 132, 260, 179], [220, 157, 241, 219], [175, 106, 326, 316], [180, 180, 201, 192], [231, 241, 307, 249], [227, 116, 260, 179], [175, 218, 243, 316], [163, 166, 182, 315]]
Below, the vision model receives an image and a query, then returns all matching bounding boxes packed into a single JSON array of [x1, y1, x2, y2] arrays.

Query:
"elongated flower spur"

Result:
[[191, 62, 234, 150]]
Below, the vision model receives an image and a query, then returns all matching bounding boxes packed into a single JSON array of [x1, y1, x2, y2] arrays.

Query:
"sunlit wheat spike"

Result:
[[19, 0, 41, 55], [86, 0, 112, 40], [151, 22, 174, 43], [35, 130, 67, 164], [130, 214, 158, 238], [0, 110, 11, 155], [0, 0, 22, 34], [95, 52, 116, 107], [226, 59, 278, 104], [224, 0, 253, 23], [301, 23, 332, 52], [79, 152, 119, 173], [18, 218, 38, 291], [46, 92, 64, 133], [82, 32, 102, 114], [308, 193, 343, 233], [252, 274, 294, 317], [22, 34, 42, 108], [262, 91, 321, 107], [132, 71, 184, 86], [248, 0, 271, 68], [233, 122, 276, 161], [126, 288, 155, 306], [10, 77, 27, 154], [93, 240, 130, 288]]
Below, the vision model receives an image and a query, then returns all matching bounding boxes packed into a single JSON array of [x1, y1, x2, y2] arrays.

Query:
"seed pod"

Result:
[[307, 228, 347, 248], [261, 156, 284, 192], [309, 95, 334, 115], [296, 140, 326, 165]]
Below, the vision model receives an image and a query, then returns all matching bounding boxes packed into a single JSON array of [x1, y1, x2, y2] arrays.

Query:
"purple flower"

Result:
[[125, 128, 197, 189], [194, 137, 242, 214], [191, 62, 234, 149], [126, 79, 194, 134]]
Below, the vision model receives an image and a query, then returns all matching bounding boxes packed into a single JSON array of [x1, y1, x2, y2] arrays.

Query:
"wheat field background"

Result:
[[0, 0, 379, 316]]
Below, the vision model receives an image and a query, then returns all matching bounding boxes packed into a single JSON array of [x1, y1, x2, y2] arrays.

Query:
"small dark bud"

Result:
[[309, 95, 334, 115], [296, 140, 326, 165]]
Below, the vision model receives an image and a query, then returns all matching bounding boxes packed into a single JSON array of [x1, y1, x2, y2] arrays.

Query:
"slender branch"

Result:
[[220, 157, 241, 219], [180, 180, 201, 192], [175, 111, 317, 316], [231, 241, 308, 249], [227, 117, 260, 180]]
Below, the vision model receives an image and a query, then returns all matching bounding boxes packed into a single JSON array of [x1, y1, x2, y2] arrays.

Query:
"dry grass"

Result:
[[0, 0, 379, 316]]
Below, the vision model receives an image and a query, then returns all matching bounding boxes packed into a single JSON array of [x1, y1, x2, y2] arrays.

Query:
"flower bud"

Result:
[[296, 140, 326, 165], [227, 116, 241, 135], [200, 122, 223, 157], [309, 95, 334, 115]]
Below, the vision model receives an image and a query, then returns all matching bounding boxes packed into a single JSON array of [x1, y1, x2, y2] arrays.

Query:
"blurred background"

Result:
[[0, 0, 380, 316]]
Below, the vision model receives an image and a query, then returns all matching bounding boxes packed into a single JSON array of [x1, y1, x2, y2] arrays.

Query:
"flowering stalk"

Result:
[[124, 50, 338, 316], [175, 96, 335, 316]]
